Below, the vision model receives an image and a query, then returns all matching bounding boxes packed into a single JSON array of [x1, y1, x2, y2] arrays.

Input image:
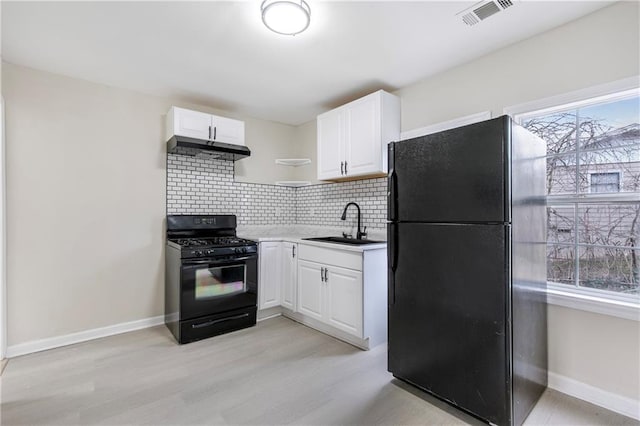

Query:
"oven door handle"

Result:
[[191, 313, 249, 329], [183, 255, 257, 266]]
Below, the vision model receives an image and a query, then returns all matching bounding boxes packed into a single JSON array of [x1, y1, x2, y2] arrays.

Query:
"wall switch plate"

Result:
[[275, 207, 282, 217], [310, 208, 315, 216]]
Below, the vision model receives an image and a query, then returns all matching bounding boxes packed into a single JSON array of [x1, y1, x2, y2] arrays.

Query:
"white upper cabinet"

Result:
[[316, 90, 400, 181], [317, 109, 344, 180], [344, 95, 379, 177], [169, 107, 212, 141], [166, 106, 245, 146], [212, 115, 245, 146]]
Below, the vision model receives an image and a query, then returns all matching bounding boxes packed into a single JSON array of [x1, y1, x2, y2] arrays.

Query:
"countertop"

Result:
[[237, 225, 387, 252]]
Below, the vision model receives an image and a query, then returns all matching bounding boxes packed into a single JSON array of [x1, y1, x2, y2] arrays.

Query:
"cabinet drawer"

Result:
[[298, 244, 362, 271]]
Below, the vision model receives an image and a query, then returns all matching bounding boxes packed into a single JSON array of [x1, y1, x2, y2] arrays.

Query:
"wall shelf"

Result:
[[275, 181, 312, 187], [275, 158, 311, 167]]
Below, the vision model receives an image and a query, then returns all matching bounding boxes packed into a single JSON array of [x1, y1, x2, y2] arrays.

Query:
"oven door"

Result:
[[180, 254, 258, 321]]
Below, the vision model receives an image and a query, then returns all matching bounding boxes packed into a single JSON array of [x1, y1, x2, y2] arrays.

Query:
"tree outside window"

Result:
[[522, 95, 639, 295]]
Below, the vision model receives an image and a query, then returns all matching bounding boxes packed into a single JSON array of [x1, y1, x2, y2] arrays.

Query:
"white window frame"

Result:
[[505, 76, 640, 321], [588, 170, 622, 194]]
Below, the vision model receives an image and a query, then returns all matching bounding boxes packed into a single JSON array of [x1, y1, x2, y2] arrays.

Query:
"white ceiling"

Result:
[[2, 1, 614, 126]]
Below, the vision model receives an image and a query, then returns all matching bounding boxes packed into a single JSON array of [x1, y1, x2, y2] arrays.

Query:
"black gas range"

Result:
[[165, 215, 258, 344], [168, 236, 258, 259]]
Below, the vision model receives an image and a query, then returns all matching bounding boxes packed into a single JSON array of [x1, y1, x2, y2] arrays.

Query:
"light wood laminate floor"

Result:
[[1, 316, 637, 425]]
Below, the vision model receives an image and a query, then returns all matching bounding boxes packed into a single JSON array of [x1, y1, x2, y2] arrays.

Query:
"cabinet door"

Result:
[[325, 266, 363, 337], [344, 95, 380, 177], [212, 115, 245, 146], [317, 109, 344, 180], [281, 242, 298, 311], [259, 242, 281, 310], [172, 107, 212, 140], [297, 260, 324, 321]]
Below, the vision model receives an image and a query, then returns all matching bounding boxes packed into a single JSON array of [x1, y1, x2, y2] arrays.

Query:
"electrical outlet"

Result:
[[275, 207, 281, 217], [310, 208, 315, 216]]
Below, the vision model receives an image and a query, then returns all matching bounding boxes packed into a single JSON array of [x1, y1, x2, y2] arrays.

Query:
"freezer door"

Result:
[[388, 116, 510, 223], [388, 222, 511, 425]]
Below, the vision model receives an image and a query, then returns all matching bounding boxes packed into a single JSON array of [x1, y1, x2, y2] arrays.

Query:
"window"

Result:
[[515, 89, 639, 300], [590, 172, 620, 193]]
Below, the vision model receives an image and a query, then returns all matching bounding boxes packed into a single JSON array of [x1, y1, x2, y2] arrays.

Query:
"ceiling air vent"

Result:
[[457, 0, 516, 27]]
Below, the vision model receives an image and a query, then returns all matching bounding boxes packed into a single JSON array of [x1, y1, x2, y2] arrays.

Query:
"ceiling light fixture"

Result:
[[261, 0, 311, 36]]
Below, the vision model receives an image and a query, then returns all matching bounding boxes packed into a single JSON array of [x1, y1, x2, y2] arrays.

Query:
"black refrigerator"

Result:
[[387, 116, 547, 426]]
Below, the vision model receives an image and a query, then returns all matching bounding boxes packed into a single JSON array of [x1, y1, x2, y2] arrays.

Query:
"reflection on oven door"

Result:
[[195, 264, 246, 299]]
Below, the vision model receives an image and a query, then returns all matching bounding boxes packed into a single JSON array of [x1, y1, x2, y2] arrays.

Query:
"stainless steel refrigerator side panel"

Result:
[[510, 122, 548, 426]]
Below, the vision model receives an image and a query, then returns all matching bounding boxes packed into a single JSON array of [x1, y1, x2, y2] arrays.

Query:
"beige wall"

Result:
[[2, 62, 296, 345], [1, 5, 5, 359], [291, 120, 318, 184], [396, 2, 639, 402], [396, 2, 639, 131], [549, 305, 640, 400], [3, 63, 166, 345], [234, 118, 298, 184]]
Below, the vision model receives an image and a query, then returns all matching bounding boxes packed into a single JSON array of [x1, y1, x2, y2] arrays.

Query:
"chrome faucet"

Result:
[[341, 202, 365, 240]]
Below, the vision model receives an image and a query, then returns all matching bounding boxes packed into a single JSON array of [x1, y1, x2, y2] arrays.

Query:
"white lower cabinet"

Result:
[[297, 244, 365, 339], [281, 242, 298, 311], [297, 260, 324, 321], [257, 240, 386, 350], [258, 242, 281, 310], [297, 259, 363, 337], [325, 266, 363, 337]]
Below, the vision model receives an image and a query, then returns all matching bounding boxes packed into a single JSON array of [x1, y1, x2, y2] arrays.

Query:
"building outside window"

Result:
[[590, 172, 620, 193], [516, 91, 639, 298]]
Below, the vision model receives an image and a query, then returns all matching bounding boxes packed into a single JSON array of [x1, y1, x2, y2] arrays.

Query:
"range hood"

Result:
[[167, 135, 251, 161]]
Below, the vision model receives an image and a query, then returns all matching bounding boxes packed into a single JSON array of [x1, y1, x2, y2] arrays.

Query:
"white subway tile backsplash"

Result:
[[167, 154, 387, 229]]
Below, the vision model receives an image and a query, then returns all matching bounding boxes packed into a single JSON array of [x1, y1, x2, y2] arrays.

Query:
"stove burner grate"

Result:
[[171, 237, 255, 248]]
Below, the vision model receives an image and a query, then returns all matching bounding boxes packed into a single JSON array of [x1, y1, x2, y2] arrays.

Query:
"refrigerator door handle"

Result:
[[389, 223, 398, 273], [388, 223, 398, 305], [388, 143, 397, 221]]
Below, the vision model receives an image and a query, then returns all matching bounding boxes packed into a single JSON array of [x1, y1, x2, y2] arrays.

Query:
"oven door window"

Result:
[[195, 264, 246, 299]]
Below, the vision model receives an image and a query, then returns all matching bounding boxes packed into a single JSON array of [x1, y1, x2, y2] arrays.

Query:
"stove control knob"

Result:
[[207, 250, 214, 255], [242, 247, 247, 253], [195, 250, 203, 256]]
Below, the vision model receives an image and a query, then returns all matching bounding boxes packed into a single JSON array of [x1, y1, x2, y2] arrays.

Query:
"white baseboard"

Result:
[[282, 309, 372, 350], [6, 315, 165, 358], [257, 306, 282, 321], [548, 371, 640, 420]]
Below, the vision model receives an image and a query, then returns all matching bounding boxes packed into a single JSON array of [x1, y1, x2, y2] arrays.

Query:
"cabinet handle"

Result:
[[323, 267, 328, 282], [345, 161, 348, 175], [213, 126, 217, 140], [340, 162, 344, 175], [320, 267, 324, 282], [208, 126, 212, 140], [292, 245, 296, 258]]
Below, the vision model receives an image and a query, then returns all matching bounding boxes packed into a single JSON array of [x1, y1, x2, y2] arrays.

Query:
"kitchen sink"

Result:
[[302, 236, 384, 245]]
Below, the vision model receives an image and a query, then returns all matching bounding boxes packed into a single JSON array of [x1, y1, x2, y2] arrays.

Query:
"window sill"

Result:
[[546, 285, 640, 321]]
